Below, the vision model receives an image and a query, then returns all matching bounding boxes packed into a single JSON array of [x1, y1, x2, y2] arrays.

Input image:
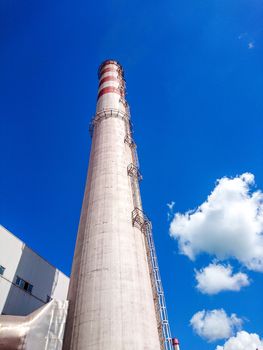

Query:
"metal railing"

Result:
[[89, 108, 130, 137]]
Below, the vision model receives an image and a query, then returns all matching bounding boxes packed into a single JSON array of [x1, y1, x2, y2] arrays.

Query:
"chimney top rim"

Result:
[[98, 60, 124, 77]]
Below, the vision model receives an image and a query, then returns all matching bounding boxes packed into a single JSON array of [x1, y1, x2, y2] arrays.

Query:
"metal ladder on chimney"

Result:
[[125, 129, 173, 350], [131, 207, 173, 350]]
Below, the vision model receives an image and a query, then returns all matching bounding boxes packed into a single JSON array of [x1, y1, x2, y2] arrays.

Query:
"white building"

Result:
[[0, 225, 69, 316]]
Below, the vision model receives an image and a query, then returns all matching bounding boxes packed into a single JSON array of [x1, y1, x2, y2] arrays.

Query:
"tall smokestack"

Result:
[[63, 60, 173, 350]]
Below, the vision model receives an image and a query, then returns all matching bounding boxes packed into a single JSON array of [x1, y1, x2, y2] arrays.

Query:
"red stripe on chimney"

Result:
[[99, 76, 119, 87], [99, 67, 118, 76], [97, 86, 121, 99]]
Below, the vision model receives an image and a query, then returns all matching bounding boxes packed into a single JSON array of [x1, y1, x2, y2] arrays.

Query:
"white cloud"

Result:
[[169, 173, 263, 271], [216, 331, 263, 350], [190, 309, 243, 342], [248, 41, 255, 49], [195, 263, 250, 295]]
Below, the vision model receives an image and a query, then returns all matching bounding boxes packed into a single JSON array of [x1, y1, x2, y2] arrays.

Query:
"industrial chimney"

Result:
[[62, 60, 173, 350], [172, 338, 180, 350]]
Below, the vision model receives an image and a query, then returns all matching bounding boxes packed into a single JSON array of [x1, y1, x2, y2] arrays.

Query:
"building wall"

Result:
[[0, 225, 69, 316]]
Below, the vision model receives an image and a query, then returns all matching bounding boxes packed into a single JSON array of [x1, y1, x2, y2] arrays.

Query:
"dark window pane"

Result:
[[27, 284, 33, 294], [15, 276, 22, 286], [0, 266, 5, 276], [15, 276, 33, 293]]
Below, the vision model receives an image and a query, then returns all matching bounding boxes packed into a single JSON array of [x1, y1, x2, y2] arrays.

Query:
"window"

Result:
[[15, 276, 23, 288], [15, 276, 33, 294], [0, 265, 5, 276]]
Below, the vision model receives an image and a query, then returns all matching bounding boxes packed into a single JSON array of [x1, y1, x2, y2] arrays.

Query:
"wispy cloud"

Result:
[[238, 32, 255, 49], [238, 32, 248, 40], [167, 201, 175, 220], [238, 33, 247, 40]]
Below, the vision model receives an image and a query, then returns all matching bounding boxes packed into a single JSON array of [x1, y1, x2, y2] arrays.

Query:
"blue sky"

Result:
[[1, 0, 262, 349]]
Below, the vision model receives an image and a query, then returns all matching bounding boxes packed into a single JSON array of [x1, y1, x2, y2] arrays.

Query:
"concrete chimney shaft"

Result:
[[62, 60, 162, 350]]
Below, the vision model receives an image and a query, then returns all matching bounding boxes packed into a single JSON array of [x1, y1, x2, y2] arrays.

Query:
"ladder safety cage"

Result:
[[119, 97, 129, 108], [124, 132, 140, 169], [131, 207, 173, 350], [128, 166, 143, 210], [127, 163, 142, 181], [132, 207, 149, 232], [124, 134, 136, 149]]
